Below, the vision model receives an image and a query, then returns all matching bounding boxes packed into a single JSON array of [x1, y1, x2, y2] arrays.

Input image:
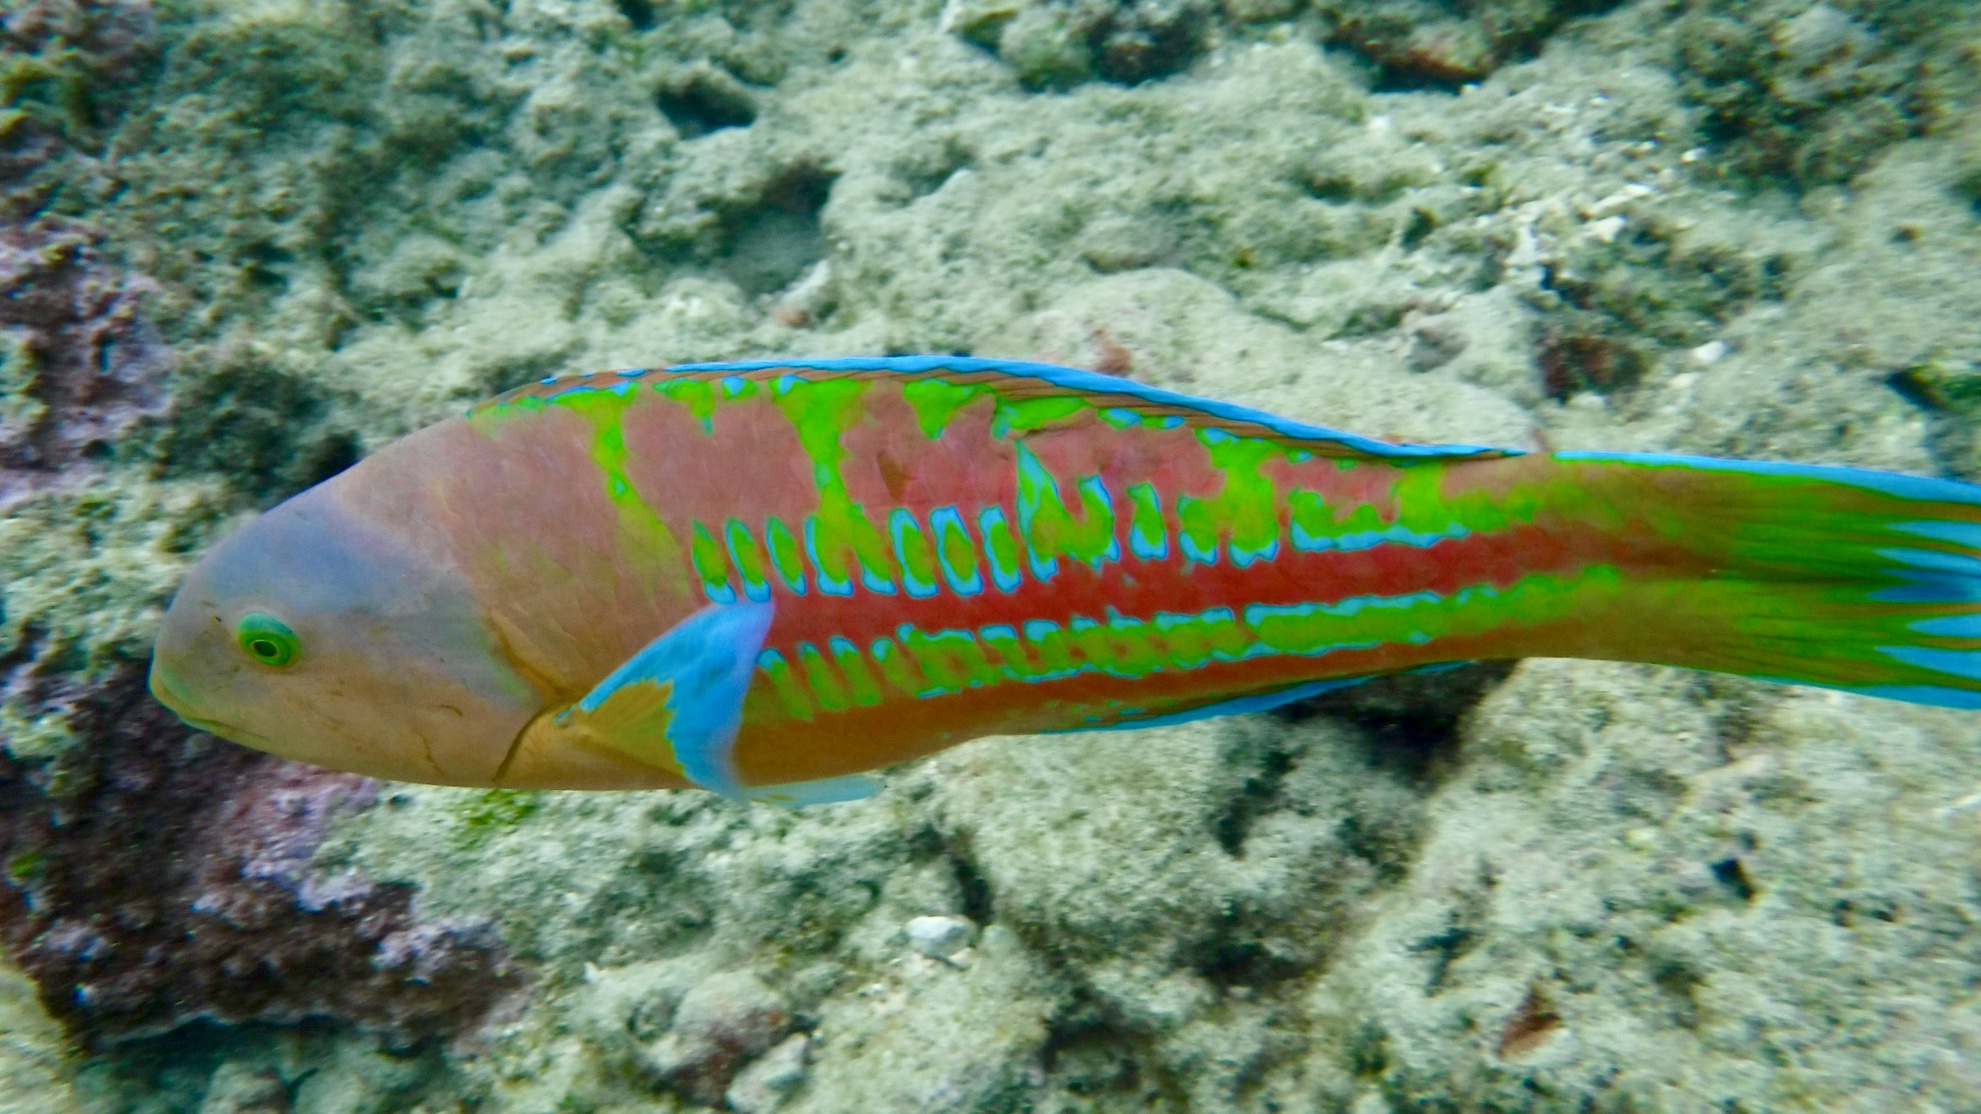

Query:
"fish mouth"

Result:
[[146, 660, 198, 719], [147, 660, 272, 750]]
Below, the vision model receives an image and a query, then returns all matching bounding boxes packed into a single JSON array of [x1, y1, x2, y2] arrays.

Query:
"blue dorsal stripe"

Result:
[[1554, 451, 1981, 506], [662, 356, 1513, 461]]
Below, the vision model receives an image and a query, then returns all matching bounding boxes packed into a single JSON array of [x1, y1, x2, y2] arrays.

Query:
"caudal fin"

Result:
[[1549, 451, 1981, 708]]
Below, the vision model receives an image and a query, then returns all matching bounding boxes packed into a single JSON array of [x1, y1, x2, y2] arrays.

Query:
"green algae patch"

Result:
[[452, 788, 544, 849], [1893, 356, 1981, 477]]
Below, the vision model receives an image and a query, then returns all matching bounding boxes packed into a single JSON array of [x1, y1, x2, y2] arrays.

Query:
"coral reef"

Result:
[[0, 0, 159, 211], [4, 0, 1981, 1111], [1673, 0, 1966, 187]]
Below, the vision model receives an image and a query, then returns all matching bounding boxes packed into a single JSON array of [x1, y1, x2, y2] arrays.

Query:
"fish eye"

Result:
[[236, 612, 300, 668]]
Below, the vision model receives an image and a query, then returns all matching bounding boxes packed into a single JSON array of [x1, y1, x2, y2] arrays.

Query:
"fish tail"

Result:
[[1516, 451, 1981, 707]]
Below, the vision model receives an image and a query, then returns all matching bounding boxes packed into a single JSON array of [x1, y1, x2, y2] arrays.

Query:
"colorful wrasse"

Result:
[[149, 356, 1981, 802]]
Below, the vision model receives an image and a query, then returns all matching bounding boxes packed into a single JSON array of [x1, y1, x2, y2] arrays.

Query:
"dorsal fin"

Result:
[[478, 355, 1520, 464]]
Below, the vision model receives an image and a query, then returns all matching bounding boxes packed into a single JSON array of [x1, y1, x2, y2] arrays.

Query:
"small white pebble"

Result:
[[1585, 215, 1626, 243], [905, 915, 978, 960], [1586, 183, 1654, 216], [1690, 340, 1729, 365], [1667, 372, 1699, 391], [1680, 147, 1707, 164]]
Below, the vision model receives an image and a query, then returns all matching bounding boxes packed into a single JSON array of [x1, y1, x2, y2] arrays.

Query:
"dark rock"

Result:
[[0, 217, 172, 508], [1496, 985, 1560, 1058], [1085, 0, 1209, 85], [0, 661, 519, 1047], [990, 0, 1211, 89], [1538, 330, 1646, 399], [1316, 0, 1624, 87]]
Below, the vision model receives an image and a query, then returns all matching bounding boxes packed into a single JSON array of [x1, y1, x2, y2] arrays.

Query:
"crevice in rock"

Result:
[[892, 138, 975, 204], [614, 0, 657, 31], [947, 840, 997, 927], [1038, 999, 1153, 1102], [1408, 921, 1479, 995], [719, 165, 836, 298], [1323, 0, 1629, 90], [1192, 936, 1305, 991], [1496, 985, 1561, 1058], [1212, 745, 1294, 857], [1709, 854, 1756, 904], [1276, 661, 1515, 782], [657, 66, 758, 139], [1087, 0, 1207, 86]]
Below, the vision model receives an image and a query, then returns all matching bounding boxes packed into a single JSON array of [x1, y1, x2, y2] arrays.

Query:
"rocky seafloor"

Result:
[[4, 0, 1981, 1110]]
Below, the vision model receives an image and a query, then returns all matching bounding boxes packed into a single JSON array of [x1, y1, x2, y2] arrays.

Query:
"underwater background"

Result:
[[4, 0, 1981, 1110]]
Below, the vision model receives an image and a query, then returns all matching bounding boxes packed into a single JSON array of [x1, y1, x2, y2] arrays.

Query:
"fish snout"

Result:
[[148, 657, 277, 750]]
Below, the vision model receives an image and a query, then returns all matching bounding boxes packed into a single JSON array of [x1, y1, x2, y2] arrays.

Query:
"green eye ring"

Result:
[[236, 612, 300, 668]]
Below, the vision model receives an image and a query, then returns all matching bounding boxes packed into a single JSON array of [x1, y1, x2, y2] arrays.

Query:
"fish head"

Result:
[[148, 478, 543, 786]]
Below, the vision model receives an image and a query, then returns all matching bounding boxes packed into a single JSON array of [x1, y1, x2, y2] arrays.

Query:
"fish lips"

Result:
[[148, 657, 277, 751]]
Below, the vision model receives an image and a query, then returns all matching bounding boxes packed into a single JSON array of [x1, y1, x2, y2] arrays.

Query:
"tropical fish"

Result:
[[148, 356, 1981, 803]]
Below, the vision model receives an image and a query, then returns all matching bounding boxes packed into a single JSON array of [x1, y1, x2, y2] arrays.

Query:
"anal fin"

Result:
[[1054, 664, 1476, 733], [744, 774, 883, 808]]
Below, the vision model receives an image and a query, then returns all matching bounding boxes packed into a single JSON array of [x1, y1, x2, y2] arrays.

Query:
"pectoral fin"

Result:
[[560, 602, 774, 800]]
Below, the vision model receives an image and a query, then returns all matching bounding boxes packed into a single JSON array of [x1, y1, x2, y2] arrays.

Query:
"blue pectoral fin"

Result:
[[744, 773, 884, 807], [568, 601, 775, 800]]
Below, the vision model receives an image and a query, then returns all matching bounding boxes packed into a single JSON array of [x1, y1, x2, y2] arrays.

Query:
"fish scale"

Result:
[[150, 355, 1981, 795]]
